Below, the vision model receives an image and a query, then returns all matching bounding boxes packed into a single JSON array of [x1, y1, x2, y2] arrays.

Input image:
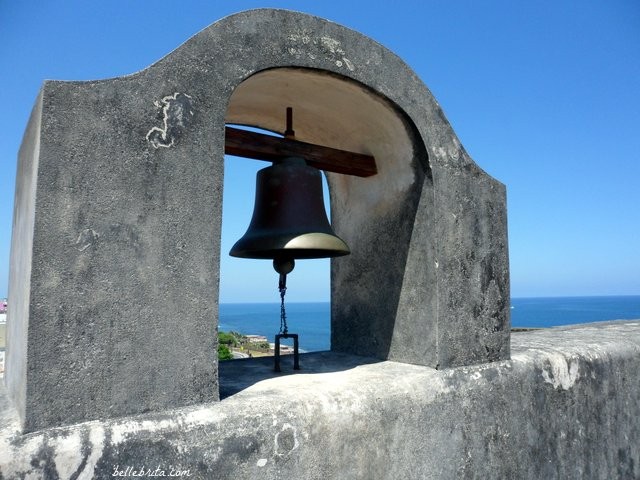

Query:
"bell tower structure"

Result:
[[5, 9, 509, 433]]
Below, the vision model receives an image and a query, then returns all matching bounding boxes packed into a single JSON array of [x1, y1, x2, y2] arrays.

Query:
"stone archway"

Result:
[[226, 67, 433, 363], [6, 9, 509, 432]]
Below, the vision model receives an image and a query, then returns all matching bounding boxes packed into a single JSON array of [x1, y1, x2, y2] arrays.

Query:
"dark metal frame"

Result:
[[274, 333, 300, 372]]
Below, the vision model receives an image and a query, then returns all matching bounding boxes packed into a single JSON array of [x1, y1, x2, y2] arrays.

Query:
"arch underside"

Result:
[[226, 67, 436, 363]]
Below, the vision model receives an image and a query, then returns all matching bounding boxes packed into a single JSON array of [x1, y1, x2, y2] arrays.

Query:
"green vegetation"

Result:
[[218, 331, 248, 360], [218, 331, 240, 347], [217, 330, 274, 360], [218, 343, 233, 361], [253, 341, 271, 351]]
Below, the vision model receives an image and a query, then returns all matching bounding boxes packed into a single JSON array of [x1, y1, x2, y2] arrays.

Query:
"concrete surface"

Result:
[[1, 320, 639, 479], [6, 9, 508, 432]]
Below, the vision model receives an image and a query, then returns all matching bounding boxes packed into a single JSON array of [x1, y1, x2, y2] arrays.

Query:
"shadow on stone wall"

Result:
[[219, 351, 380, 399]]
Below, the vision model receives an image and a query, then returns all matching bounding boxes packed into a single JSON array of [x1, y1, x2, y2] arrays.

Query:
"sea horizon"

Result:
[[219, 295, 640, 352], [220, 294, 640, 303]]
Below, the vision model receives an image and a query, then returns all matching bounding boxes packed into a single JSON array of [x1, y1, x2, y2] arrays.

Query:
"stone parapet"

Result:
[[1, 320, 638, 479]]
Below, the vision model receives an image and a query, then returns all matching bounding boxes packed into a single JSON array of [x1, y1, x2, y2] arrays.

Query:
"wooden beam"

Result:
[[224, 126, 377, 177]]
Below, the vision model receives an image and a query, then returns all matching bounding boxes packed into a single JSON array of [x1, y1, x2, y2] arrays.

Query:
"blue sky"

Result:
[[1, 1, 639, 302]]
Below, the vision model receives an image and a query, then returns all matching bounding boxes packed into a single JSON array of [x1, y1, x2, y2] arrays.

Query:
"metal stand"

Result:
[[274, 333, 300, 372]]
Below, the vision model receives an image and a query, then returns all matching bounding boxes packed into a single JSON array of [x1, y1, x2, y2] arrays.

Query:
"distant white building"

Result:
[[0, 312, 5, 375], [245, 334, 268, 343]]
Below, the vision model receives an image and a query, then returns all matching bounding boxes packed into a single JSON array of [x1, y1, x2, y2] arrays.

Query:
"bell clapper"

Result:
[[273, 257, 294, 335], [278, 272, 288, 333], [273, 256, 299, 372]]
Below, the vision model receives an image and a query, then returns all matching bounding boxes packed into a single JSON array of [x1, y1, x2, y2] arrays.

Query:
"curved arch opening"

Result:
[[219, 67, 432, 383]]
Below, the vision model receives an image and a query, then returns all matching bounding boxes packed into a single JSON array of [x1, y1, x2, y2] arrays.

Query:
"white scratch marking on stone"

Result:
[[287, 32, 354, 70], [111, 416, 185, 444], [52, 431, 83, 479], [256, 458, 268, 467], [542, 353, 580, 390], [0, 433, 44, 479], [146, 92, 193, 149], [77, 426, 106, 480], [274, 423, 299, 456], [110, 407, 222, 445], [342, 57, 355, 71], [509, 353, 529, 363], [320, 36, 345, 55], [75, 228, 99, 251]]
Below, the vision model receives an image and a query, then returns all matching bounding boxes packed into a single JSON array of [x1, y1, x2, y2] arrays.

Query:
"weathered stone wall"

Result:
[[1, 321, 638, 479], [5, 9, 509, 432], [7, 76, 222, 432]]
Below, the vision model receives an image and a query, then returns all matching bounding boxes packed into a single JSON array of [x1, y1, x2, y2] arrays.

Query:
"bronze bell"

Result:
[[229, 156, 350, 267]]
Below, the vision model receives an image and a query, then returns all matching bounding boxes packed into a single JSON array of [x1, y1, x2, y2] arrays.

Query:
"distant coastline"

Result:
[[218, 296, 640, 353]]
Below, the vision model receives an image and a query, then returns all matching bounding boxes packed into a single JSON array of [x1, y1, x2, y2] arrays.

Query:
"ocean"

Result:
[[219, 302, 331, 352], [219, 296, 640, 352]]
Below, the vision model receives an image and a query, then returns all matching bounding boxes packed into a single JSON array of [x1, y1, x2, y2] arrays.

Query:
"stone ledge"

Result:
[[2, 320, 640, 479]]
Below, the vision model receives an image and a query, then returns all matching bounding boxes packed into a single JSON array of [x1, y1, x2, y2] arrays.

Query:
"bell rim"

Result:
[[230, 232, 350, 260]]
